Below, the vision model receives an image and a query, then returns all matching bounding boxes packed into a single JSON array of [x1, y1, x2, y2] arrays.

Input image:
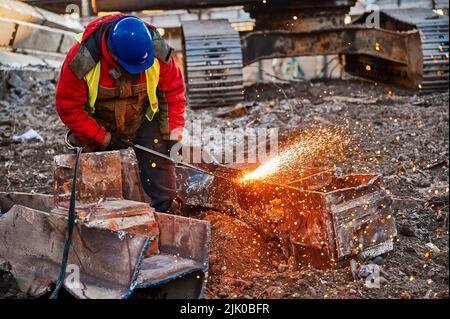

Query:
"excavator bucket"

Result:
[[0, 150, 210, 299], [346, 8, 449, 92]]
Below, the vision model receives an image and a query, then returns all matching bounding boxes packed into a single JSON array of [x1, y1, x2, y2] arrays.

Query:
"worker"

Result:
[[55, 14, 186, 214]]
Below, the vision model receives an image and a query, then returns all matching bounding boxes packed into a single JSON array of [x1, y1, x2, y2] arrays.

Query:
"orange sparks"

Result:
[[241, 127, 349, 182]]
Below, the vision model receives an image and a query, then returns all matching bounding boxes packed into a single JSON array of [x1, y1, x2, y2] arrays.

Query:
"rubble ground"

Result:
[[0, 73, 448, 299]]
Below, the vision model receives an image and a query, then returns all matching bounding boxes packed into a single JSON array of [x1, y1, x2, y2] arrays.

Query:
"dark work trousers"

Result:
[[132, 113, 177, 212]]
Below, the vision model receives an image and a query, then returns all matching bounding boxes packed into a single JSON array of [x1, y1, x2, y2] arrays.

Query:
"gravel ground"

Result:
[[0, 72, 448, 299]]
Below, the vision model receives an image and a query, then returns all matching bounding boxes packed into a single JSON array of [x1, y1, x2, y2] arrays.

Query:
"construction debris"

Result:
[[12, 128, 43, 143], [0, 0, 78, 83]]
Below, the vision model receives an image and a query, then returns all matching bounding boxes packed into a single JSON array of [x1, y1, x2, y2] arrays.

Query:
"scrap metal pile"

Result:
[[0, 139, 398, 298], [177, 159, 397, 269], [0, 150, 210, 299]]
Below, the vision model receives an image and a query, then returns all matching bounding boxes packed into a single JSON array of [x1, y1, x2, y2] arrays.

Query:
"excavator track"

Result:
[[417, 18, 449, 91], [182, 20, 244, 109], [382, 9, 449, 91]]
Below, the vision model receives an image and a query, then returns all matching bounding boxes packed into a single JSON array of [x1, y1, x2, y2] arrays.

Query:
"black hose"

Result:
[[49, 147, 83, 299]]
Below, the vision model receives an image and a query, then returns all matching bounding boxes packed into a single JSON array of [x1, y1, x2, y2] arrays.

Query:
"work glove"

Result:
[[65, 130, 96, 153], [104, 132, 132, 151]]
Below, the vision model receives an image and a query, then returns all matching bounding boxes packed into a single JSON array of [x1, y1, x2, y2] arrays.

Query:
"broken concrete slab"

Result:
[[238, 174, 397, 268], [0, 0, 83, 32], [120, 148, 150, 203], [0, 17, 75, 54]]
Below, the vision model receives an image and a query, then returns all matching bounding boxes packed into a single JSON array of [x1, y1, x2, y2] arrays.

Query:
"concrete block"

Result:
[[0, 0, 43, 25], [0, 0, 83, 32], [59, 33, 76, 54], [0, 17, 75, 54], [0, 19, 16, 47]]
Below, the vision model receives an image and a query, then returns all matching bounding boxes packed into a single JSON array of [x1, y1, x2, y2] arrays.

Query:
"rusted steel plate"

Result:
[[0, 0, 83, 32], [325, 175, 396, 259], [0, 192, 52, 213], [151, 212, 210, 297], [53, 151, 123, 206], [0, 204, 152, 299], [0, 17, 74, 54], [348, 9, 448, 91], [1, 148, 212, 299], [182, 20, 244, 109], [120, 148, 150, 203], [137, 254, 203, 287], [155, 212, 210, 264]]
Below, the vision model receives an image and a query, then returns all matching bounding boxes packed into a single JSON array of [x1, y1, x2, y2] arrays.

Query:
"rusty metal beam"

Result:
[[91, 0, 356, 13], [241, 26, 420, 66]]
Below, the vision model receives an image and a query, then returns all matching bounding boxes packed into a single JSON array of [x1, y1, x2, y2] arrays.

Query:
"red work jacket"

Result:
[[56, 14, 186, 145]]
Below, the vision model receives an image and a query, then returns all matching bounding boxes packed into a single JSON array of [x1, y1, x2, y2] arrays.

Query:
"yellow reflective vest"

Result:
[[74, 33, 160, 122]]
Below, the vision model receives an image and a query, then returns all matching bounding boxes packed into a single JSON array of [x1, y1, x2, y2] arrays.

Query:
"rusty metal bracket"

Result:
[[241, 25, 418, 66]]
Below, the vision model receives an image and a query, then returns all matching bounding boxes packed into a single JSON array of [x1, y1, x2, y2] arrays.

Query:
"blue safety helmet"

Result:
[[108, 16, 154, 74]]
